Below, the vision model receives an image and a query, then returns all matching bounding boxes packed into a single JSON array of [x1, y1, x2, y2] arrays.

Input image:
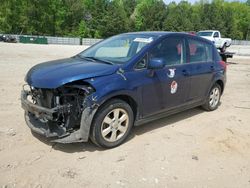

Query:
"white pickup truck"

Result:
[[197, 30, 232, 52]]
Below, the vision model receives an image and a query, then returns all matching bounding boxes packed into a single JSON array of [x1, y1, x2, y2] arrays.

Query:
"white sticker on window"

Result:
[[133, 37, 153, 43]]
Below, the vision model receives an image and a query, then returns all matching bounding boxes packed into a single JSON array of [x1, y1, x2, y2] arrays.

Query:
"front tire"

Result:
[[202, 83, 221, 111], [90, 99, 134, 148]]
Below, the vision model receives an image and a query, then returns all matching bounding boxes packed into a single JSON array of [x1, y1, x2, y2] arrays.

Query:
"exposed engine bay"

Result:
[[21, 82, 96, 142]]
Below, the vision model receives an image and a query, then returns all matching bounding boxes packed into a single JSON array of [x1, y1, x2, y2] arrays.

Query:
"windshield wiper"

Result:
[[82, 56, 114, 65], [76, 55, 96, 62]]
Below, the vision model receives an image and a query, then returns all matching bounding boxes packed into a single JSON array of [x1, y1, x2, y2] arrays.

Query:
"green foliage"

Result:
[[133, 0, 166, 31], [0, 0, 249, 40], [163, 1, 194, 32], [247, 0, 250, 6], [99, 0, 129, 37]]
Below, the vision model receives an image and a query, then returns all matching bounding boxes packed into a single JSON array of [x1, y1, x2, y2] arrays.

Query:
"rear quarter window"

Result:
[[187, 39, 213, 63]]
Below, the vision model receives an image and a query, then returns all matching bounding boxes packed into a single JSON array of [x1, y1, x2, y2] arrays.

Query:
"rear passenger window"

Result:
[[205, 44, 213, 62], [149, 37, 184, 66], [188, 39, 213, 63]]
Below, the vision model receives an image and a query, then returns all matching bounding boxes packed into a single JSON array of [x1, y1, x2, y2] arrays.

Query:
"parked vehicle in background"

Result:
[[197, 30, 231, 52], [0, 35, 17, 43], [21, 32, 227, 148], [0, 35, 4, 42]]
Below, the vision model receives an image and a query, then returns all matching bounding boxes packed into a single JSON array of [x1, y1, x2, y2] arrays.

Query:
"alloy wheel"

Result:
[[101, 108, 129, 142], [209, 87, 220, 108]]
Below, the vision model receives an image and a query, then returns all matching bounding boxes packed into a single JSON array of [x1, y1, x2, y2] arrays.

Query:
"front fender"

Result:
[[84, 73, 140, 106], [53, 93, 98, 143]]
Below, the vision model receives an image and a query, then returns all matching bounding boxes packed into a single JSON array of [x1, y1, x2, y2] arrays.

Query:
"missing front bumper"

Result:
[[21, 90, 70, 121], [21, 90, 98, 143]]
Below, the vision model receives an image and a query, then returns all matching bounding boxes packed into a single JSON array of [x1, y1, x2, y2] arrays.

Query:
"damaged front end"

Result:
[[21, 82, 98, 143]]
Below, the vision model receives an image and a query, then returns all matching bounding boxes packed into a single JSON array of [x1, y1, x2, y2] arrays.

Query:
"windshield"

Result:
[[78, 34, 156, 64], [197, 32, 213, 37]]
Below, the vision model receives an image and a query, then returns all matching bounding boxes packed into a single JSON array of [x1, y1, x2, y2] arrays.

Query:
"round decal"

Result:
[[170, 81, 178, 94], [167, 68, 176, 78]]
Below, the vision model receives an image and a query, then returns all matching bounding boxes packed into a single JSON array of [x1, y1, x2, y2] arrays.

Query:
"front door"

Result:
[[141, 36, 191, 117]]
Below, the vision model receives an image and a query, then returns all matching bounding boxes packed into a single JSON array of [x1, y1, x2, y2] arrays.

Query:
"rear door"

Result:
[[185, 38, 214, 102]]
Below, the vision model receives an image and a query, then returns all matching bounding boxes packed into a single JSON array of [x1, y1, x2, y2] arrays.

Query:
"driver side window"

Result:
[[149, 37, 184, 66]]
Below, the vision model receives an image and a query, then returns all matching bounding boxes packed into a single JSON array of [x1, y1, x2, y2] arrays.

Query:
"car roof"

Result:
[[124, 31, 171, 36], [121, 31, 192, 37], [120, 31, 214, 45], [198, 30, 219, 32]]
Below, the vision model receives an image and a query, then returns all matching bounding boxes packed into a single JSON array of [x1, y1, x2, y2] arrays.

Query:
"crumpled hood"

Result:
[[25, 57, 118, 88]]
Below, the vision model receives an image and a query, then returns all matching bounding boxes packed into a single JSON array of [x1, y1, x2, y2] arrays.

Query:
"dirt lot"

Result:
[[0, 43, 250, 188]]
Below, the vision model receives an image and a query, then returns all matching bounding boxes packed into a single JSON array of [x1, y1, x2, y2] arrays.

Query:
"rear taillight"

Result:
[[219, 60, 227, 71]]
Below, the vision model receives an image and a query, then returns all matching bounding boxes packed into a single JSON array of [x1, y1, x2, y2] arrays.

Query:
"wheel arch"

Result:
[[215, 79, 224, 94], [99, 94, 138, 121], [89, 94, 138, 147]]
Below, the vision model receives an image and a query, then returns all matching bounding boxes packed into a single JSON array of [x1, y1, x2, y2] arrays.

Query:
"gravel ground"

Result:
[[0, 43, 250, 188], [228, 45, 250, 56]]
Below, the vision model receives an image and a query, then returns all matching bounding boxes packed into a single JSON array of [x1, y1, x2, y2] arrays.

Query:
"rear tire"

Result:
[[90, 99, 134, 148], [202, 83, 221, 111]]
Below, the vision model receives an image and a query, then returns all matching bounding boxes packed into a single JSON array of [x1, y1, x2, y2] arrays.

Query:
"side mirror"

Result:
[[148, 58, 165, 70]]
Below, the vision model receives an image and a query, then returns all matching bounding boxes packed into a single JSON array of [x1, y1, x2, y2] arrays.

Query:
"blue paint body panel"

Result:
[[25, 57, 119, 88], [25, 32, 226, 121]]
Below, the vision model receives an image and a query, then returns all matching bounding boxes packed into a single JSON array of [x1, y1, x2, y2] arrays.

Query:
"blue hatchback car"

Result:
[[21, 32, 226, 148]]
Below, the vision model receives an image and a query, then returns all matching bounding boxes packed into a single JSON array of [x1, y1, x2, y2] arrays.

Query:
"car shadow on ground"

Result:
[[129, 107, 204, 139], [31, 131, 104, 153], [32, 107, 205, 153]]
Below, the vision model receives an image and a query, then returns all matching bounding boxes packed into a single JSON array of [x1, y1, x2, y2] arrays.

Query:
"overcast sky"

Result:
[[163, 0, 247, 4]]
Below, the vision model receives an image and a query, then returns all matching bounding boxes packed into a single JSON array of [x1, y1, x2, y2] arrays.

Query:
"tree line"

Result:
[[0, 0, 250, 40]]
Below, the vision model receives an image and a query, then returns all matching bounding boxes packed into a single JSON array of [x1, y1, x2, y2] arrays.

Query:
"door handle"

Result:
[[210, 65, 215, 71], [182, 69, 189, 76]]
